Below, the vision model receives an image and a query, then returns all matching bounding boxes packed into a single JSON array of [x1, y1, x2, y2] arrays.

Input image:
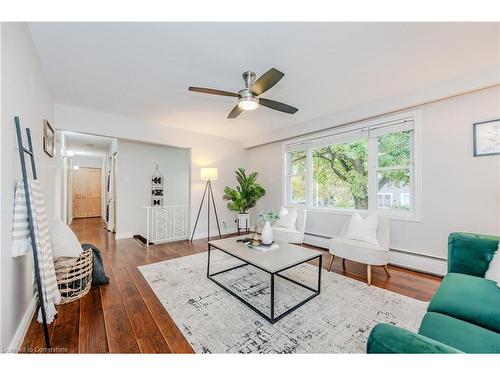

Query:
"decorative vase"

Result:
[[237, 213, 250, 229], [261, 221, 273, 245]]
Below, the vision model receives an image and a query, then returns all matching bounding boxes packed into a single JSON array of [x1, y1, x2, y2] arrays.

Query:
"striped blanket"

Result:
[[12, 180, 61, 323]]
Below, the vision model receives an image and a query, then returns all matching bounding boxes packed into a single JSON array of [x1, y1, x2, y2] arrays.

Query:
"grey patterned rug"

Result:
[[139, 250, 428, 353]]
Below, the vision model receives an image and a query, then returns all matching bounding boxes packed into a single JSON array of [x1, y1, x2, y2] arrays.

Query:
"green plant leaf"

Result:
[[223, 168, 266, 213]]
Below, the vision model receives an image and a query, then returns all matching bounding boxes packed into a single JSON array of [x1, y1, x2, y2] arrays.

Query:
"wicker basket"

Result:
[[54, 249, 93, 304]]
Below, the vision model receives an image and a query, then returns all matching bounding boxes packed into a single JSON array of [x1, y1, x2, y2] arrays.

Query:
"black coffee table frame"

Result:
[[207, 243, 322, 324]]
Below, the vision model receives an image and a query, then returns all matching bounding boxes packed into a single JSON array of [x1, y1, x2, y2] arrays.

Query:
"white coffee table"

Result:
[[207, 235, 322, 323]]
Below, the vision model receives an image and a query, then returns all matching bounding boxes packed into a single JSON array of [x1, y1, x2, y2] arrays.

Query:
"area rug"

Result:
[[138, 250, 428, 353]]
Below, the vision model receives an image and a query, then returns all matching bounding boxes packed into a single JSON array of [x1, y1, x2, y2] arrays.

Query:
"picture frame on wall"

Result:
[[43, 120, 55, 158], [473, 119, 500, 157]]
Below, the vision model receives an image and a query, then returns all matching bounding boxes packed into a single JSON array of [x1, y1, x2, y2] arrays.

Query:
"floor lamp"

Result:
[[190, 167, 222, 242]]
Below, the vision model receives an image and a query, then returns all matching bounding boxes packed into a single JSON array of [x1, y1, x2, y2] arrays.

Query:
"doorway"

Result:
[[73, 167, 102, 218], [60, 131, 117, 225]]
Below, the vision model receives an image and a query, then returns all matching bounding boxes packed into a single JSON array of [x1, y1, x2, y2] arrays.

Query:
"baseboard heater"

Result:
[[303, 232, 447, 276]]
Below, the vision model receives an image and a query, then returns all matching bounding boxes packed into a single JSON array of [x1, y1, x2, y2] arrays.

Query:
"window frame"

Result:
[[282, 111, 422, 222], [284, 145, 308, 207]]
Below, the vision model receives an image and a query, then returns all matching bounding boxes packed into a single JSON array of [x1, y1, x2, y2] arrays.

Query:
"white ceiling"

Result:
[[29, 22, 499, 143], [63, 131, 115, 157]]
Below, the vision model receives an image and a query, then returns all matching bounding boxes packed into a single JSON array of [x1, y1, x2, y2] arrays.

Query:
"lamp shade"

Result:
[[200, 167, 218, 181]]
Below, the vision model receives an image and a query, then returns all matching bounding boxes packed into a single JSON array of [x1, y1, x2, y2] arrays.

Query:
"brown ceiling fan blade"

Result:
[[227, 104, 243, 119], [251, 68, 284, 95], [188, 86, 239, 97], [259, 98, 298, 114]]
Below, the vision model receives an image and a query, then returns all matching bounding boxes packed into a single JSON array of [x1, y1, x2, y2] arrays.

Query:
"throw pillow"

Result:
[[344, 213, 380, 245], [485, 246, 500, 288], [50, 218, 83, 259], [279, 206, 288, 217], [274, 206, 298, 230]]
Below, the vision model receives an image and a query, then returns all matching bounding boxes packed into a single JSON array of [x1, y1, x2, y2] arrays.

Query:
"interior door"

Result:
[[86, 168, 101, 217], [72, 167, 101, 218], [73, 168, 88, 218]]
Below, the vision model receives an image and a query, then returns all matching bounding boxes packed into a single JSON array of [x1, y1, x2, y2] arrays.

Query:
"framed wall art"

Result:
[[43, 120, 55, 158], [473, 119, 500, 157]]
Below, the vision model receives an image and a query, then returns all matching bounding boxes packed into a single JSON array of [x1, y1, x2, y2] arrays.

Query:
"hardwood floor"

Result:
[[21, 217, 442, 353]]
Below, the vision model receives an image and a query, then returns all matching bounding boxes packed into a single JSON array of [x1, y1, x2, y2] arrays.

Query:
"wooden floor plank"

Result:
[[117, 239, 188, 353], [97, 241, 141, 353], [137, 332, 172, 354], [19, 311, 56, 353], [49, 301, 80, 353], [103, 306, 141, 353], [79, 287, 108, 353], [100, 233, 171, 353], [20, 217, 442, 353]]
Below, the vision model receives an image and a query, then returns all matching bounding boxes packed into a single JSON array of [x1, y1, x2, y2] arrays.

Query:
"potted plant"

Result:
[[223, 168, 266, 229]]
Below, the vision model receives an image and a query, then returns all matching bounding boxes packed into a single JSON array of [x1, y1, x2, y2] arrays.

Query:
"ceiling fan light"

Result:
[[238, 97, 259, 111]]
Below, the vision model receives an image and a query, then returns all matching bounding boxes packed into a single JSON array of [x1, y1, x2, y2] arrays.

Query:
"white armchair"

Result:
[[327, 214, 391, 286], [271, 207, 307, 244]]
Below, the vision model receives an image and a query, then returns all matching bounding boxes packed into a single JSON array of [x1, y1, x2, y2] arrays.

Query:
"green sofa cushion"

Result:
[[448, 232, 499, 277], [368, 323, 460, 353], [428, 273, 500, 333], [419, 312, 500, 353]]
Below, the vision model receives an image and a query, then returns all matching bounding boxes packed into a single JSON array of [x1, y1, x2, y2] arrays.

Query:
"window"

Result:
[[376, 130, 413, 211], [312, 139, 368, 209], [286, 149, 307, 204], [284, 112, 419, 218]]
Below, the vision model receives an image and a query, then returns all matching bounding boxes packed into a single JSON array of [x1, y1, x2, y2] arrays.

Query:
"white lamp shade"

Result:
[[200, 167, 218, 181]]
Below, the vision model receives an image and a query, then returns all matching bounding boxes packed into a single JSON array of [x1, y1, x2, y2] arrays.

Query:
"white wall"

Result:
[[115, 139, 190, 238], [0, 23, 55, 350], [72, 154, 103, 168], [248, 86, 500, 275], [55, 104, 248, 239]]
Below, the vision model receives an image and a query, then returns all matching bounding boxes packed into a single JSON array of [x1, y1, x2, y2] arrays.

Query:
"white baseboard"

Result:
[[118, 227, 239, 242], [191, 226, 238, 240], [115, 232, 133, 240], [304, 233, 446, 276], [6, 295, 37, 353]]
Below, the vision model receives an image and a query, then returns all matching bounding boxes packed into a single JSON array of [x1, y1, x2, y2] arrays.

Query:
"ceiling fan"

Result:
[[188, 68, 298, 119]]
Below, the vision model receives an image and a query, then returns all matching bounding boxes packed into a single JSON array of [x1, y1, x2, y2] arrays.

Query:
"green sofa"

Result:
[[367, 232, 500, 353]]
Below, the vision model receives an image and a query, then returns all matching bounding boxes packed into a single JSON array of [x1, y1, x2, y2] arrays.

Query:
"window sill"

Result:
[[290, 206, 422, 223]]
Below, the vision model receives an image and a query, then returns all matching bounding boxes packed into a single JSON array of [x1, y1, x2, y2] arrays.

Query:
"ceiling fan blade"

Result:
[[189, 86, 239, 97], [227, 104, 243, 119], [259, 98, 298, 114], [251, 68, 284, 95]]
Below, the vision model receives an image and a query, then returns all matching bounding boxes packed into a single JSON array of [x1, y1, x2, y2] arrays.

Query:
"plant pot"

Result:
[[237, 213, 250, 229], [261, 221, 273, 245]]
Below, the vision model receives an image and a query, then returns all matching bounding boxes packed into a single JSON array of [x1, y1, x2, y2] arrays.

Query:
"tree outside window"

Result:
[[312, 139, 368, 209]]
